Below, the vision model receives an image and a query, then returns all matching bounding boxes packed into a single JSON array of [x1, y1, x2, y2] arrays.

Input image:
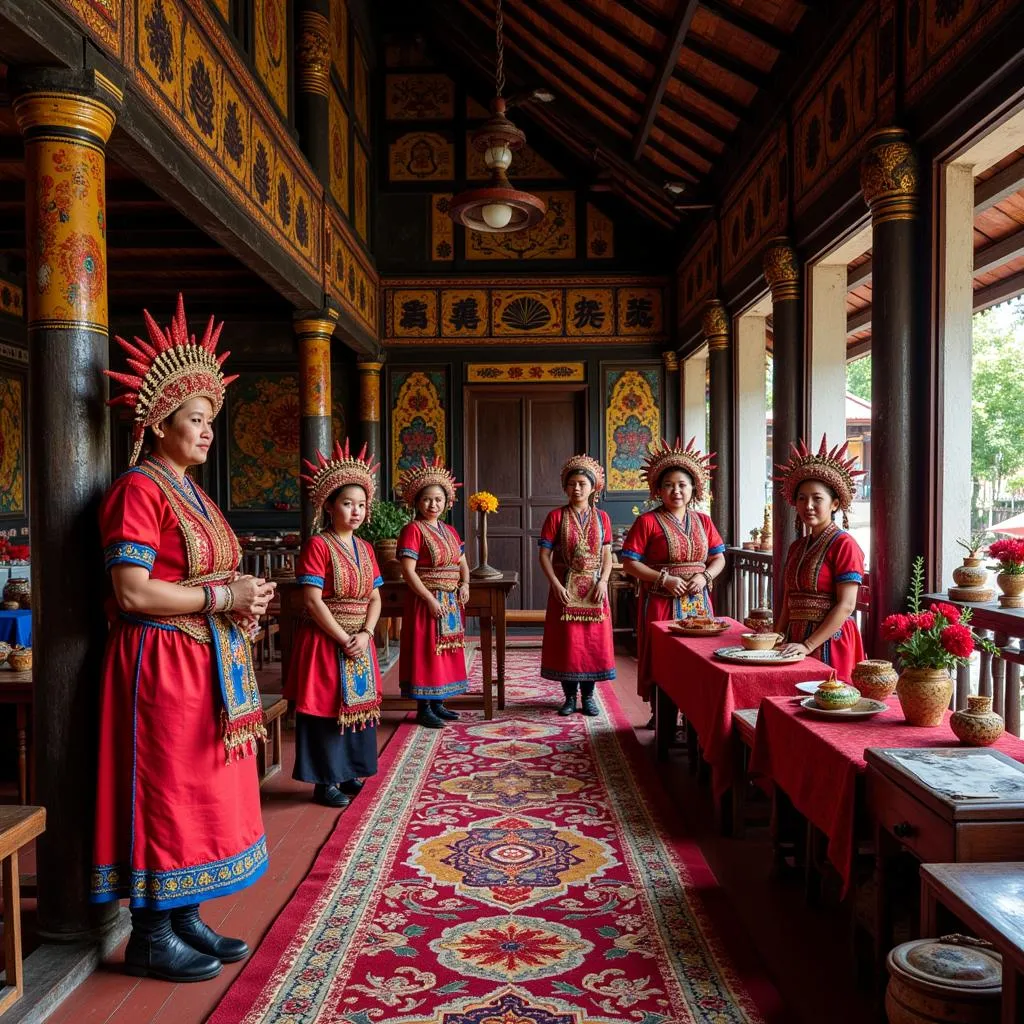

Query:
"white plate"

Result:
[[797, 696, 889, 719], [795, 680, 827, 694], [714, 646, 807, 665]]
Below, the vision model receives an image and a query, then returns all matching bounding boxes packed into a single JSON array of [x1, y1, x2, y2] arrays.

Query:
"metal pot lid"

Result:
[[889, 939, 1002, 991]]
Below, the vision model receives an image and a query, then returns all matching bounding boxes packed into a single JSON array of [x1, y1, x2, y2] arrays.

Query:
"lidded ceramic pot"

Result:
[[813, 675, 861, 710]]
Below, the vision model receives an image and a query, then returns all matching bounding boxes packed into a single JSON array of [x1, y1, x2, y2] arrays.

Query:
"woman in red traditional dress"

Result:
[[94, 296, 276, 982], [396, 458, 470, 729], [285, 440, 382, 808], [539, 454, 615, 716], [775, 436, 866, 680], [622, 439, 726, 720]]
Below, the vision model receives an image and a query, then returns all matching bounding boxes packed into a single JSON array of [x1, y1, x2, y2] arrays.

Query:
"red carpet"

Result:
[[209, 650, 782, 1023]]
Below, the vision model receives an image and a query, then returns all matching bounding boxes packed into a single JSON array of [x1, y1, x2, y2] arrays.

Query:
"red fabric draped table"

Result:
[[648, 619, 830, 797], [749, 696, 1024, 897]]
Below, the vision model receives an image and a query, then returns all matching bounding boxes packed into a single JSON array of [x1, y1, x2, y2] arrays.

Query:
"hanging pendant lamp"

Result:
[[448, 0, 547, 233]]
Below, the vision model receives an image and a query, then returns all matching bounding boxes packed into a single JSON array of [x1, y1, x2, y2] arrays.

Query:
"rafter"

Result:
[[847, 259, 872, 289], [698, 0, 791, 52], [685, 37, 770, 91], [633, 1, 701, 160], [973, 227, 1024, 276], [974, 270, 1024, 311], [974, 155, 1024, 213], [846, 307, 871, 333]]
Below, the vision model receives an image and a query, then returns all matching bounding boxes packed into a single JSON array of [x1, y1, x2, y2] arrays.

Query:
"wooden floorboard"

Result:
[[6, 650, 876, 1023]]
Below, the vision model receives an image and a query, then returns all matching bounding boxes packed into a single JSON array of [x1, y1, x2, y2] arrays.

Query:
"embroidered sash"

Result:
[[558, 507, 605, 624], [132, 458, 265, 761], [321, 533, 381, 729], [416, 521, 465, 655], [783, 524, 846, 642]]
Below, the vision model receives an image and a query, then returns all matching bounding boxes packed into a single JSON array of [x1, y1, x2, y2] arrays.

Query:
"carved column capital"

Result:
[[297, 11, 331, 97], [701, 300, 729, 351], [762, 236, 800, 303], [860, 127, 919, 224]]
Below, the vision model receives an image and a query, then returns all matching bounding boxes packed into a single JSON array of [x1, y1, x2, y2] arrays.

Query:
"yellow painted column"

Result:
[[357, 359, 383, 493], [294, 306, 339, 538], [12, 67, 122, 941]]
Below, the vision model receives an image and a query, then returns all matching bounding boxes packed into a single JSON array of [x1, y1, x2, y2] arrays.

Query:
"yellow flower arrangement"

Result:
[[469, 491, 500, 514]]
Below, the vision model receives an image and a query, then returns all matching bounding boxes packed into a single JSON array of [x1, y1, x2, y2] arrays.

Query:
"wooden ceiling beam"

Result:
[[697, 0, 791, 52], [633, 1, 701, 161], [684, 37, 770, 91], [974, 270, 1024, 311], [847, 259, 872, 289], [974, 155, 1024, 214], [846, 307, 871, 333], [974, 227, 1024, 276], [846, 336, 872, 360]]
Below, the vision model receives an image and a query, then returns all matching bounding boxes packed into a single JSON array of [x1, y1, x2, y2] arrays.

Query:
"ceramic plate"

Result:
[[668, 620, 730, 637], [795, 680, 827, 694], [714, 646, 806, 665], [797, 696, 889, 719]]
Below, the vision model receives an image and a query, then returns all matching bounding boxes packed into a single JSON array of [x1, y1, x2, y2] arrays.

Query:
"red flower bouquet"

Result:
[[989, 538, 1024, 575], [881, 556, 997, 670]]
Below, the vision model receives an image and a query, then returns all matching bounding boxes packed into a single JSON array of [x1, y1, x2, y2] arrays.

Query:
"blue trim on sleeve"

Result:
[[708, 543, 726, 555], [298, 574, 325, 588], [398, 547, 419, 561], [105, 541, 157, 571], [538, 538, 555, 550], [460, 543, 465, 553], [372, 575, 384, 589], [620, 549, 643, 561], [835, 571, 863, 583]]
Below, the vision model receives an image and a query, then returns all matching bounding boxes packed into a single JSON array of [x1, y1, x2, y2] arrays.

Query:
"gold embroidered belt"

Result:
[[323, 595, 370, 634], [650, 561, 706, 597], [787, 592, 833, 623], [419, 566, 460, 592]]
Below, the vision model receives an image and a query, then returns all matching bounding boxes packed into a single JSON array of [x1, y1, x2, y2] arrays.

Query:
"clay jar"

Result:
[[950, 695, 1004, 747], [951, 562, 988, 589], [851, 659, 899, 701], [896, 667, 954, 727], [2, 577, 30, 609], [996, 572, 1024, 609]]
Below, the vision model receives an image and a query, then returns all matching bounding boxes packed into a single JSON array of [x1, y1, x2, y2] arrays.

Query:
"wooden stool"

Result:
[[257, 696, 288, 786], [0, 805, 46, 1017]]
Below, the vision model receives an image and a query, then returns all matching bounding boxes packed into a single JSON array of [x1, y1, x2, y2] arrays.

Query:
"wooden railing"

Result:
[[926, 595, 1023, 737]]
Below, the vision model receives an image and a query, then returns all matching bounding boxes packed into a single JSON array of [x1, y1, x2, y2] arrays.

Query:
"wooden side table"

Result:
[[919, 862, 1024, 1024], [0, 805, 46, 1017]]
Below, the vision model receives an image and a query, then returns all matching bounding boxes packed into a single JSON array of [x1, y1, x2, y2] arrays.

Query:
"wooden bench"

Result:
[[0, 805, 46, 1017], [257, 695, 287, 786]]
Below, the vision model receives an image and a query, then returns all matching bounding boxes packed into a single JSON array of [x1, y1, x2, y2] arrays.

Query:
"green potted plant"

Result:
[[357, 499, 412, 580], [955, 531, 989, 567]]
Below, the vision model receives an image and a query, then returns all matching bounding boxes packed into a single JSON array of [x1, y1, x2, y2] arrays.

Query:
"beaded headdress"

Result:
[[560, 454, 605, 494], [301, 438, 379, 514], [642, 437, 715, 502], [775, 435, 864, 528], [396, 456, 462, 510], [105, 293, 236, 466]]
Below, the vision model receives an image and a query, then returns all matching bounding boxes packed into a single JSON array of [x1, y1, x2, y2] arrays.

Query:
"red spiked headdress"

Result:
[[642, 437, 716, 502], [774, 435, 864, 524], [301, 438, 380, 514], [105, 293, 236, 466], [396, 456, 462, 510]]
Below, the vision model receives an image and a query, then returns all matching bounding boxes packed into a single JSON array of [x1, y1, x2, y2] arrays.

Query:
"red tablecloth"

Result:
[[649, 619, 830, 797], [749, 696, 1024, 896]]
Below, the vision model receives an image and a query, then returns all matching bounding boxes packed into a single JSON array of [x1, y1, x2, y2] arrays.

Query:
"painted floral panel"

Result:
[[604, 367, 662, 493]]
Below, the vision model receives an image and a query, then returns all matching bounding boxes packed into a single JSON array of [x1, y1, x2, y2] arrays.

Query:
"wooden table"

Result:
[[378, 573, 519, 719], [0, 805, 46, 1017], [866, 746, 1024, 975], [0, 669, 32, 804], [920, 862, 1024, 1024], [276, 573, 519, 721]]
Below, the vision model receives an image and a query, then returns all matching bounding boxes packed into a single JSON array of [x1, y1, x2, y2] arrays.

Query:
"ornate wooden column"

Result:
[[13, 68, 122, 940], [763, 237, 803, 610], [295, 306, 338, 537], [357, 359, 383, 494], [295, 0, 331, 186], [703, 300, 733, 546], [662, 349, 680, 439], [861, 128, 924, 655]]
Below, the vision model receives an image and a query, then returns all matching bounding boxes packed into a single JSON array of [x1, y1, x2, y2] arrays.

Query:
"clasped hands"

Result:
[[661, 572, 706, 597], [425, 583, 470, 619]]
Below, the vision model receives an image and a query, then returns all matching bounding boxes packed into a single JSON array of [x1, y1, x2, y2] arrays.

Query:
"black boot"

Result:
[[416, 701, 446, 728], [431, 700, 460, 721], [124, 908, 223, 982], [557, 682, 578, 715], [314, 783, 351, 807], [170, 904, 250, 964], [579, 682, 600, 717], [338, 778, 364, 796]]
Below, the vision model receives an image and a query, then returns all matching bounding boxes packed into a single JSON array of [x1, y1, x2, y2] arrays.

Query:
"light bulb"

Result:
[[481, 202, 514, 229], [483, 144, 512, 170]]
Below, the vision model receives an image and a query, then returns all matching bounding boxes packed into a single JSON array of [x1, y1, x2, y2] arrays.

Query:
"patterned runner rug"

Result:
[[210, 650, 781, 1024]]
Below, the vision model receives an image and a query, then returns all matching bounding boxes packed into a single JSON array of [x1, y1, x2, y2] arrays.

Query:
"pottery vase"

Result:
[[996, 571, 1024, 609], [950, 695, 1004, 747], [896, 667, 953, 727], [2, 577, 30, 609], [851, 659, 899, 701], [374, 539, 403, 581], [951, 562, 989, 589], [8, 647, 31, 672], [813, 678, 861, 710]]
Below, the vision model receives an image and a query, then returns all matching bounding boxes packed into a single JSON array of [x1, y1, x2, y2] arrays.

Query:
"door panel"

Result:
[[465, 385, 586, 610]]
